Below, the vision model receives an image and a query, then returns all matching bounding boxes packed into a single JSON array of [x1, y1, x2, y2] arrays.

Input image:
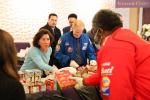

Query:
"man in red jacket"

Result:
[[71, 9, 150, 100]]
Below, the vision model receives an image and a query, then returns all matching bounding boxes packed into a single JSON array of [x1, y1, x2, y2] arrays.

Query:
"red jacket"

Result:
[[84, 28, 150, 100]]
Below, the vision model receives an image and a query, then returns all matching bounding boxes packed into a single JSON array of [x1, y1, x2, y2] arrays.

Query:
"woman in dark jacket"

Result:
[[0, 29, 26, 100]]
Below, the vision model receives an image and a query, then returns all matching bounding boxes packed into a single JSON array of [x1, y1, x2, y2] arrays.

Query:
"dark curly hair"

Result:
[[92, 9, 123, 32], [68, 13, 77, 19], [33, 29, 54, 48]]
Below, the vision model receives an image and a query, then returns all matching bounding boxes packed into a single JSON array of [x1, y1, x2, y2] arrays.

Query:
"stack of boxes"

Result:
[[19, 69, 56, 94], [18, 66, 96, 94]]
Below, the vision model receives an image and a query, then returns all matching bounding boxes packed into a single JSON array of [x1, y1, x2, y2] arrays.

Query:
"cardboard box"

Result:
[[18, 70, 26, 83], [55, 70, 76, 89], [45, 79, 55, 91], [32, 69, 42, 85], [25, 70, 35, 84]]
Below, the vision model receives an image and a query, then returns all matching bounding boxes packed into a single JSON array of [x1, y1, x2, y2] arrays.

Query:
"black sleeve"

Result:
[[12, 81, 26, 100]]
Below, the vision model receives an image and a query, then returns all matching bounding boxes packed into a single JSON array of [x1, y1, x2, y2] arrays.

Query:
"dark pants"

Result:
[[26, 91, 68, 100], [26, 86, 102, 100], [77, 86, 102, 100]]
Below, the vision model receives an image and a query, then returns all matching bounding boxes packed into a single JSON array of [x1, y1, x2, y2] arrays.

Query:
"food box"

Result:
[[23, 85, 41, 94], [24, 70, 35, 84], [24, 69, 42, 85], [32, 69, 42, 85], [55, 70, 76, 89], [23, 82, 46, 94], [18, 70, 26, 83], [45, 79, 55, 91]]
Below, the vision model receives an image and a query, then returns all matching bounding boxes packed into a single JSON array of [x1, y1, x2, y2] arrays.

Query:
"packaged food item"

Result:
[[55, 70, 76, 89], [45, 79, 55, 91], [32, 69, 42, 85], [24, 70, 35, 85], [40, 83, 46, 92], [22, 69, 58, 94], [32, 85, 40, 93], [23, 85, 29, 94], [18, 70, 26, 83], [23, 82, 44, 94]]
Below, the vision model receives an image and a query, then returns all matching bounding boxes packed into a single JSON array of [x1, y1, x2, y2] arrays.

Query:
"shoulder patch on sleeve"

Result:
[[89, 38, 92, 44]]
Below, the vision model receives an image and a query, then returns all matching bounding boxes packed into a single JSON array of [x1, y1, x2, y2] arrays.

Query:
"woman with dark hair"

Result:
[[20, 29, 57, 73], [0, 29, 26, 100], [71, 9, 150, 100]]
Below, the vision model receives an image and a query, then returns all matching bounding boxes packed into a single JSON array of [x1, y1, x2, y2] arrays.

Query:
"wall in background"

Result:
[[0, 0, 129, 43], [129, 8, 140, 33], [143, 8, 150, 24]]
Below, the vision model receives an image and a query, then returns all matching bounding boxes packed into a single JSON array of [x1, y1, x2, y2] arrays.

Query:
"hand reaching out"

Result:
[[69, 76, 84, 89]]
